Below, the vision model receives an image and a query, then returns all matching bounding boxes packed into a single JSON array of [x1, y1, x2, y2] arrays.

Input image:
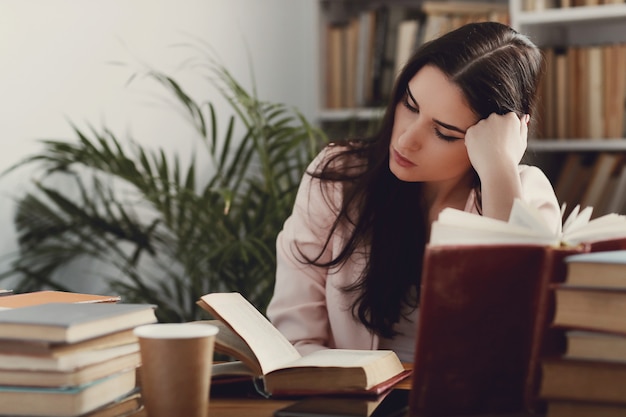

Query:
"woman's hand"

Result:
[[464, 112, 529, 179], [464, 112, 529, 221]]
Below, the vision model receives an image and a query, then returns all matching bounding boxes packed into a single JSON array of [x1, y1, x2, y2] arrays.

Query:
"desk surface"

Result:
[[132, 365, 541, 417], [204, 374, 413, 417], [130, 373, 412, 417], [124, 398, 295, 417]]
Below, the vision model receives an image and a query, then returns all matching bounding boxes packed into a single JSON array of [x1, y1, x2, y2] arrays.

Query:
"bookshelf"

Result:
[[510, 0, 626, 216], [317, 0, 626, 215]]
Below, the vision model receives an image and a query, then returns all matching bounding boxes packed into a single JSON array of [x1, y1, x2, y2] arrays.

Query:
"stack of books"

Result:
[[540, 250, 626, 417], [0, 294, 157, 417]]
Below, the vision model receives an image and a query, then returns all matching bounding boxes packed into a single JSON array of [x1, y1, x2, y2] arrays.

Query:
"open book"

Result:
[[409, 199, 626, 416], [196, 292, 409, 397], [430, 199, 626, 247]]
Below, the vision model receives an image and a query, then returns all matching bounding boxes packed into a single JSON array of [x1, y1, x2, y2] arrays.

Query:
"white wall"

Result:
[[0, 0, 318, 290]]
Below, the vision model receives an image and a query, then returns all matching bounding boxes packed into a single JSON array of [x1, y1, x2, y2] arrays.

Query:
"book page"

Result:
[[508, 199, 555, 236], [280, 349, 394, 369], [562, 215, 626, 244], [562, 205, 593, 235], [430, 204, 557, 246], [199, 293, 301, 375], [194, 319, 262, 375]]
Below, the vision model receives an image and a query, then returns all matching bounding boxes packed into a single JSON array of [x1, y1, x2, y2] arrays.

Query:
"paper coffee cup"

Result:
[[134, 323, 218, 417]]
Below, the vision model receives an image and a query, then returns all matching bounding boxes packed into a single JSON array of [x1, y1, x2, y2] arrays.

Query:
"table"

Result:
[[134, 365, 543, 417], [204, 374, 412, 417]]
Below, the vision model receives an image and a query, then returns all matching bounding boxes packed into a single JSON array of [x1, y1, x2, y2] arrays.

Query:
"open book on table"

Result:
[[409, 199, 626, 417], [196, 292, 409, 398]]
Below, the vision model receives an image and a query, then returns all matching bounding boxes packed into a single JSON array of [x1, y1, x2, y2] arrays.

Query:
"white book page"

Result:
[[200, 293, 301, 375], [508, 199, 555, 237], [277, 349, 392, 369], [430, 202, 557, 246], [430, 222, 556, 246], [562, 205, 593, 235], [563, 214, 626, 245]]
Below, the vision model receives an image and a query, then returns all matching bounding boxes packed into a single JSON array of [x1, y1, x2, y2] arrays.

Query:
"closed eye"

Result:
[[402, 92, 418, 113], [434, 129, 462, 142], [405, 85, 464, 142]]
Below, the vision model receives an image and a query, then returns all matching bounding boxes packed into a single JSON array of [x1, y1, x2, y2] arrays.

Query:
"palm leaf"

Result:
[[1, 52, 327, 318]]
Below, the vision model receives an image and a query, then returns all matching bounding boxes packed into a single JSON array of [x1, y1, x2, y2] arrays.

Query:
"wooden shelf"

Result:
[[528, 140, 626, 152], [516, 3, 626, 25], [318, 108, 384, 122], [512, 2, 626, 45], [317, 0, 626, 214]]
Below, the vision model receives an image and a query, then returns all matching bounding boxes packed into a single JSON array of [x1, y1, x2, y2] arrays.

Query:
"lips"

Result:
[[392, 149, 415, 168]]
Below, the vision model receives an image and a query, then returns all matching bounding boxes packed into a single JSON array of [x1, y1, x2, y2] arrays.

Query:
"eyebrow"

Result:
[[405, 86, 467, 135], [434, 119, 467, 135]]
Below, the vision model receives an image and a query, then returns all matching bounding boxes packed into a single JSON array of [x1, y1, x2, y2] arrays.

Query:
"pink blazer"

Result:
[[266, 147, 562, 356]]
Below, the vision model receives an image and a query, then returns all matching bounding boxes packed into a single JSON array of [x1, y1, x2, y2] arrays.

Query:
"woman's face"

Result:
[[389, 65, 478, 183]]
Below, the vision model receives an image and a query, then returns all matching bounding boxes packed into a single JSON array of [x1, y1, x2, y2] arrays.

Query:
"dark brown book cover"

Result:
[[408, 244, 559, 417], [523, 246, 583, 413], [408, 237, 626, 417]]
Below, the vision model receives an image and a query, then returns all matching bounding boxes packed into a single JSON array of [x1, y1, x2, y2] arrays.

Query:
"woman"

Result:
[[266, 21, 561, 362]]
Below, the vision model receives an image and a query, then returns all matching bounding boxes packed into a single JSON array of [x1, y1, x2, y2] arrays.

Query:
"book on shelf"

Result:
[[0, 302, 157, 343], [552, 152, 626, 218], [605, 162, 626, 214], [393, 18, 421, 78], [325, 23, 343, 109], [603, 44, 626, 138], [554, 154, 586, 207], [344, 17, 359, 109], [536, 43, 626, 140], [579, 153, 622, 211], [0, 368, 136, 417], [587, 46, 604, 139], [0, 290, 121, 309], [565, 47, 579, 139], [196, 292, 409, 397], [408, 199, 626, 416], [378, 6, 408, 106], [321, 2, 510, 112], [555, 48, 568, 139], [592, 157, 624, 217], [355, 9, 376, 108], [536, 47, 555, 139]]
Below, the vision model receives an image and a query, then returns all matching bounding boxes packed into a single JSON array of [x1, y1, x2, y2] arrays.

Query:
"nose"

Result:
[[397, 118, 426, 150]]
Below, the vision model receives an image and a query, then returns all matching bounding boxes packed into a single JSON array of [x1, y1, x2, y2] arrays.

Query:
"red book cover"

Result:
[[408, 244, 561, 417]]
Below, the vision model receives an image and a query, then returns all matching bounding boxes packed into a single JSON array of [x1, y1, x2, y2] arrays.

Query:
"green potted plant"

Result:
[[1, 54, 326, 322]]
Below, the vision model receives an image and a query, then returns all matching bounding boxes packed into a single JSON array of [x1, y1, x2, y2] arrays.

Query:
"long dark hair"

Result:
[[301, 22, 543, 338]]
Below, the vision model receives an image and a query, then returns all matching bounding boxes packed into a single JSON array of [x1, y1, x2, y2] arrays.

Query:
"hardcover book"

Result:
[[0, 291, 121, 309], [408, 199, 626, 417], [0, 369, 136, 417], [0, 303, 157, 343], [196, 292, 409, 397]]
